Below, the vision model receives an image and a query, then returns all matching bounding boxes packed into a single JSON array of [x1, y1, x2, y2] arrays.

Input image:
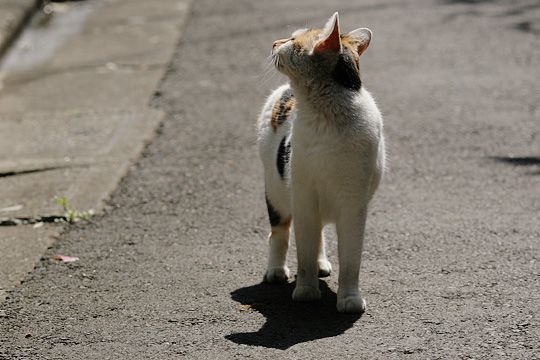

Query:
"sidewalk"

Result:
[[0, 0, 192, 299], [0, 0, 39, 59]]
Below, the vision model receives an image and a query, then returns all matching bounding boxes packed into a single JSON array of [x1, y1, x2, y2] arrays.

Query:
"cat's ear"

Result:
[[313, 12, 341, 55], [346, 28, 372, 56]]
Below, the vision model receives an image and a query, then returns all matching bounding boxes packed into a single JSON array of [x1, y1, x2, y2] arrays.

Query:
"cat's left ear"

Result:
[[313, 12, 342, 55], [347, 28, 372, 56]]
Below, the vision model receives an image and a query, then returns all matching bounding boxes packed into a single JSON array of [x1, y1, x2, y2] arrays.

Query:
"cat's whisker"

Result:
[[261, 72, 279, 89], [258, 65, 278, 89], [262, 64, 276, 79], [259, 63, 272, 79], [256, 55, 281, 89], [265, 56, 276, 72], [258, 59, 275, 78], [272, 54, 280, 69]]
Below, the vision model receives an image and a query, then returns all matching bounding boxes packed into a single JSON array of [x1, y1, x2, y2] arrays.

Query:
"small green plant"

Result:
[[55, 196, 94, 223]]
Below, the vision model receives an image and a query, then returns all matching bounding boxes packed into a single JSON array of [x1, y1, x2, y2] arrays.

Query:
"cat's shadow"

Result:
[[225, 280, 362, 349]]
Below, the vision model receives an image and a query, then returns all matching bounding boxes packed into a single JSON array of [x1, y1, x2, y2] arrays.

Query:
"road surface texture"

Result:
[[1, 0, 539, 358]]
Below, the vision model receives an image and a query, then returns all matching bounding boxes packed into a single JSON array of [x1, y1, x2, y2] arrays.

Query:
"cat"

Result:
[[257, 12, 385, 313]]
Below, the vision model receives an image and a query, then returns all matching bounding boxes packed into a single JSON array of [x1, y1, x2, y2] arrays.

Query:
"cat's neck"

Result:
[[289, 79, 361, 126]]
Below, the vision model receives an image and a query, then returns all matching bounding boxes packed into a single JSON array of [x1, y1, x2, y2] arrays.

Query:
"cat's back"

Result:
[[257, 84, 296, 165], [257, 84, 296, 135]]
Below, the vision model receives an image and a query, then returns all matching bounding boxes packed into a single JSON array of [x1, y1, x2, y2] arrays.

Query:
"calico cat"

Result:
[[257, 12, 385, 313]]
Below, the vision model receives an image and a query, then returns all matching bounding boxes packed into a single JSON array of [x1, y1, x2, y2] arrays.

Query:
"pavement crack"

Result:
[[0, 215, 66, 226], [0, 166, 64, 179]]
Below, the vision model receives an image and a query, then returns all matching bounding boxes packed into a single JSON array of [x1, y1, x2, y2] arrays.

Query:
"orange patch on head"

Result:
[[292, 29, 321, 50]]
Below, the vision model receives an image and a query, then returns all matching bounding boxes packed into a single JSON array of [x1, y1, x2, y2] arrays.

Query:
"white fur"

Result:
[[258, 13, 385, 313]]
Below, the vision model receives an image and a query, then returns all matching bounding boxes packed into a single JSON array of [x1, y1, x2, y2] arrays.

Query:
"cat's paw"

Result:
[[292, 285, 321, 302], [263, 266, 290, 283], [336, 295, 366, 313], [317, 259, 332, 278]]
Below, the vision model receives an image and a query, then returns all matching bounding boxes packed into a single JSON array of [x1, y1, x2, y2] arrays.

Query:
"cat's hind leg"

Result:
[[263, 196, 291, 283]]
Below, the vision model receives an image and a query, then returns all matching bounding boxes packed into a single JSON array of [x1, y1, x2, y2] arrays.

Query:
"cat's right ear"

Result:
[[313, 12, 342, 55]]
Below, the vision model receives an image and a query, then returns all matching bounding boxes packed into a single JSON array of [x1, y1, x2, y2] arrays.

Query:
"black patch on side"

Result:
[[276, 88, 295, 127], [276, 136, 291, 179], [265, 195, 281, 227], [332, 52, 361, 91]]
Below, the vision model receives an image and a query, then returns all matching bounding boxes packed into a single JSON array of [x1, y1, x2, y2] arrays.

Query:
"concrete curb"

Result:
[[0, 0, 193, 300], [0, 0, 40, 59]]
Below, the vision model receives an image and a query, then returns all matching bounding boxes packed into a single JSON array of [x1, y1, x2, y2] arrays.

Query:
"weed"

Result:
[[55, 196, 94, 223]]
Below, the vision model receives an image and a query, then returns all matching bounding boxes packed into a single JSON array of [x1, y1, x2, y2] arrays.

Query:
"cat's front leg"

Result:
[[318, 235, 332, 278], [291, 189, 322, 302], [335, 205, 368, 313]]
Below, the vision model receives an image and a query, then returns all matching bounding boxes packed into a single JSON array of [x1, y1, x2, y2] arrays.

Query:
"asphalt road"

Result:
[[1, 0, 539, 358]]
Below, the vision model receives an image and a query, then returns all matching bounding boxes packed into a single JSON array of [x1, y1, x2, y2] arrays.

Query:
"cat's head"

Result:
[[271, 12, 371, 91]]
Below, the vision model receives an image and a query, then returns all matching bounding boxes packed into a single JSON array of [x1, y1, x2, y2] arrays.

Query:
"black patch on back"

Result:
[[276, 136, 291, 179], [265, 195, 281, 227], [332, 52, 361, 91]]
